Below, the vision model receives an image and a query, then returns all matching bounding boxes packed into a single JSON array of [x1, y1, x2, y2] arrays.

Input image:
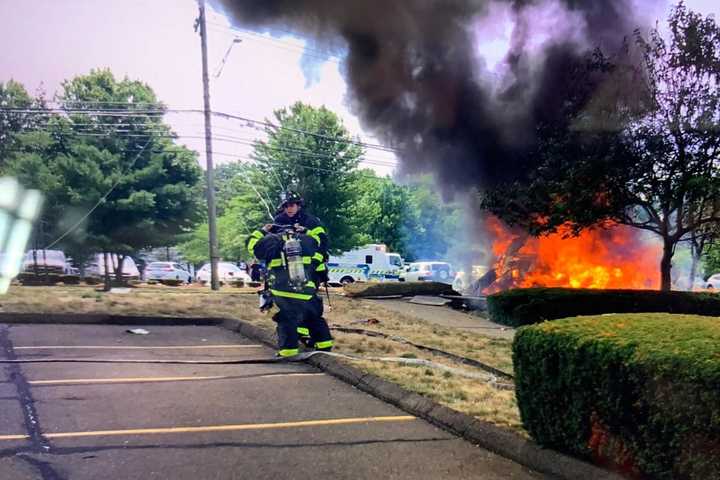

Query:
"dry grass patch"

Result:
[[0, 285, 522, 432]]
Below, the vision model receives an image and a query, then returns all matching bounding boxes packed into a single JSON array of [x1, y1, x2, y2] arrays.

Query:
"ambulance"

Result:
[[328, 244, 403, 284]]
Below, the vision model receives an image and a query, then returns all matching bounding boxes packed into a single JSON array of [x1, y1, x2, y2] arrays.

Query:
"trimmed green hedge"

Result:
[[513, 314, 720, 479], [487, 287, 720, 327]]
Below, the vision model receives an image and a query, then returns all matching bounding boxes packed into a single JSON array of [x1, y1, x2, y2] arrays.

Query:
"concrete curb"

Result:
[[0, 312, 622, 480]]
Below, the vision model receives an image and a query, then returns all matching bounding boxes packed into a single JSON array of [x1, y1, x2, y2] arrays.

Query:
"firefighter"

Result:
[[271, 191, 328, 261], [268, 191, 329, 346], [246, 223, 333, 357]]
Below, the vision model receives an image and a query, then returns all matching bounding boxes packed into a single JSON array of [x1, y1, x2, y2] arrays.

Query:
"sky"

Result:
[[1, 0, 718, 178]]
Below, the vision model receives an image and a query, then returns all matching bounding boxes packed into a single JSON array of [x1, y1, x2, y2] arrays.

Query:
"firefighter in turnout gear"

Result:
[[270, 191, 329, 347], [246, 221, 333, 358]]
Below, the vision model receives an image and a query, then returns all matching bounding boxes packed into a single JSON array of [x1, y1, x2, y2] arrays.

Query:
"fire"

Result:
[[485, 216, 660, 292]]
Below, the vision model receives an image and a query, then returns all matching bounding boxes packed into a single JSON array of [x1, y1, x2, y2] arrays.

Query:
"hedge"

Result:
[[343, 281, 457, 298], [487, 287, 720, 327], [513, 313, 720, 479]]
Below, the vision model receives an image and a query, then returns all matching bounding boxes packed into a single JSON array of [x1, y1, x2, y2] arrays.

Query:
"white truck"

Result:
[[328, 244, 403, 284]]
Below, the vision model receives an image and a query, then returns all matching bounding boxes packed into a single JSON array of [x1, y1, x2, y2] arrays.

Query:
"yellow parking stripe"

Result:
[[29, 373, 324, 386], [14, 345, 262, 350], [37, 416, 416, 440], [0, 434, 29, 441]]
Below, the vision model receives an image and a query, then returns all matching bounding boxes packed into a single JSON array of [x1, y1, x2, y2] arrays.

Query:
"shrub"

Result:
[[513, 313, 720, 479], [487, 287, 720, 327]]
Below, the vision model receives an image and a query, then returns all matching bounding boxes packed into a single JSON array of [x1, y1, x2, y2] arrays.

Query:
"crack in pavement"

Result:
[[0, 326, 64, 480]]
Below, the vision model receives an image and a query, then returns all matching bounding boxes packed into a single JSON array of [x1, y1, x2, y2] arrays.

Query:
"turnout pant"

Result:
[[273, 295, 333, 357]]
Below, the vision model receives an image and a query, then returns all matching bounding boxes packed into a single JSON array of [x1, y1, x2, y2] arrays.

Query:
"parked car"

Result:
[[705, 273, 720, 289], [145, 262, 193, 283], [85, 254, 141, 280], [196, 262, 251, 285], [22, 250, 67, 274], [399, 261, 455, 284]]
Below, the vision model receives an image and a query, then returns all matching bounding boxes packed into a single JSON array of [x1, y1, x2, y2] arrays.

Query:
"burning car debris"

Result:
[[471, 216, 661, 295]]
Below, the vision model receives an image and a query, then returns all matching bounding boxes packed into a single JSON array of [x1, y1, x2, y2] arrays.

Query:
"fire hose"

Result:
[[329, 326, 514, 381], [0, 351, 513, 389]]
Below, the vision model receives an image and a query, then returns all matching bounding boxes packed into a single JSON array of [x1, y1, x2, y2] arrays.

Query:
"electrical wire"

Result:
[[15, 126, 400, 168], [0, 106, 402, 154]]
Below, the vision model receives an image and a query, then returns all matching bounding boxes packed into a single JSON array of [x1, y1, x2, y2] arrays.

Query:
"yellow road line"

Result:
[[0, 434, 29, 441], [36, 416, 417, 440], [14, 345, 262, 350], [29, 373, 324, 385]]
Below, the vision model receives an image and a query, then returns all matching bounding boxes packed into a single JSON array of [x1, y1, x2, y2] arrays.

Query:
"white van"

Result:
[[85, 254, 140, 280], [328, 244, 403, 283], [22, 250, 67, 274]]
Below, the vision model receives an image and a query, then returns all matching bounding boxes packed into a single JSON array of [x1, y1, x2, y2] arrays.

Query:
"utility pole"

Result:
[[197, 0, 220, 290]]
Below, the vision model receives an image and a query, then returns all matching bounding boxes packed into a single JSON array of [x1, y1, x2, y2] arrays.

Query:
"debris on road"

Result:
[[408, 296, 451, 306], [126, 328, 150, 335], [350, 318, 381, 325]]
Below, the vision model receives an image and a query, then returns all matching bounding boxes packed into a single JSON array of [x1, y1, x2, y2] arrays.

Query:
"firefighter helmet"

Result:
[[279, 190, 303, 209]]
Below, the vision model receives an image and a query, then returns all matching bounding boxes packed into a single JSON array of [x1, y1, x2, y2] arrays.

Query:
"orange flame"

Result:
[[486, 216, 660, 291]]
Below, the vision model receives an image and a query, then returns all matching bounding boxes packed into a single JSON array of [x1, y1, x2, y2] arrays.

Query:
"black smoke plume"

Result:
[[211, 0, 654, 193]]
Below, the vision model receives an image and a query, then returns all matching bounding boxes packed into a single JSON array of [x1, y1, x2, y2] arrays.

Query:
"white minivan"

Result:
[[196, 262, 251, 285], [22, 250, 67, 274], [85, 254, 140, 280]]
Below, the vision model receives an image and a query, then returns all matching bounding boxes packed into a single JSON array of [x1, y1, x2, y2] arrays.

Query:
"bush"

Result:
[[343, 281, 457, 298], [513, 313, 720, 479], [487, 287, 720, 327]]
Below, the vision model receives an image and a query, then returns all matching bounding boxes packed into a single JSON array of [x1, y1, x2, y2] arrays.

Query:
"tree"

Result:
[[6, 70, 204, 286], [348, 171, 462, 261], [251, 102, 363, 253], [177, 163, 270, 264], [483, 4, 720, 291], [348, 169, 412, 254], [0, 80, 37, 172]]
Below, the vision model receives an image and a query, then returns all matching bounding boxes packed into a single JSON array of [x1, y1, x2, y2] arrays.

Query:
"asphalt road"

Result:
[[0, 322, 541, 480]]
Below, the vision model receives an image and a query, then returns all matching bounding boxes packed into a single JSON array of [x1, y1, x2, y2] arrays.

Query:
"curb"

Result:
[[0, 312, 622, 480]]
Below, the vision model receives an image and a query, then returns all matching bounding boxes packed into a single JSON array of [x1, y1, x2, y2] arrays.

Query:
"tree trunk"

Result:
[[103, 252, 111, 292], [689, 238, 701, 291], [115, 254, 126, 285], [660, 238, 674, 291]]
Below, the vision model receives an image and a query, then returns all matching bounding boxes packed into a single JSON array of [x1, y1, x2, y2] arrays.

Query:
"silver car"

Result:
[[145, 262, 192, 283]]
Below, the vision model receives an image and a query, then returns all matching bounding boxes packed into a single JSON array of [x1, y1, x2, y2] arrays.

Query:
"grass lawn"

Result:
[[0, 284, 524, 433]]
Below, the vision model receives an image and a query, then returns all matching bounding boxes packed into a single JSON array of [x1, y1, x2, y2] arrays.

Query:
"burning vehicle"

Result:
[[469, 216, 661, 296]]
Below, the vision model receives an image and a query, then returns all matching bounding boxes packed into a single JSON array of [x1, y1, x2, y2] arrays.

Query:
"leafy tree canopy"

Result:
[[5, 70, 203, 274]]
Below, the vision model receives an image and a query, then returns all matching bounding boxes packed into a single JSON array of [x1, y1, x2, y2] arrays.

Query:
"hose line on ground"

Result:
[[0, 350, 514, 389], [330, 326, 514, 380]]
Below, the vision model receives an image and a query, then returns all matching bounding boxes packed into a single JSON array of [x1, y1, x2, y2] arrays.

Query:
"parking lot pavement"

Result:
[[0, 322, 542, 480]]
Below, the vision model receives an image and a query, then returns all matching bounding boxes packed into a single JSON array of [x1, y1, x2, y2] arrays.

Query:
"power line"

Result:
[[2, 106, 401, 155], [19, 126, 399, 168]]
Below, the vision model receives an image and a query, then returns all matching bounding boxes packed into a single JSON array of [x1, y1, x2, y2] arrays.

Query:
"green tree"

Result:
[[348, 171, 462, 261], [178, 165, 271, 264], [483, 4, 720, 291], [349, 169, 412, 255], [404, 176, 463, 261], [0, 80, 37, 171], [251, 102, 363, 252], [7, 70, 203, 285]]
